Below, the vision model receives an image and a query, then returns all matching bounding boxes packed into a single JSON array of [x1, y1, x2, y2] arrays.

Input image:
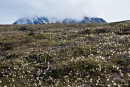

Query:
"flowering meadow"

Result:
[[0, 21, 130, 87]]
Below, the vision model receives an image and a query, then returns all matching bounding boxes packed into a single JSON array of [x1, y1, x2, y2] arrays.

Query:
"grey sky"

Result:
[[0, 0, 130, 24]]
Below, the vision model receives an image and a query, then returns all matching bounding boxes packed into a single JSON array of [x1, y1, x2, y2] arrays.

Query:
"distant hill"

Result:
[[13, 15, 107, 24]]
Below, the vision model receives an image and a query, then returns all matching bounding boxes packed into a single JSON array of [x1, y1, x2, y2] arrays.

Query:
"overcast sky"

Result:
[[0, 0, 130, 24]]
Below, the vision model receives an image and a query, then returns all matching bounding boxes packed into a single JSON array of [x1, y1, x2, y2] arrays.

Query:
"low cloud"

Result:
[[0, 0, 130, 24], [0, 0, 103, 24], [26, 0, 101, 19]]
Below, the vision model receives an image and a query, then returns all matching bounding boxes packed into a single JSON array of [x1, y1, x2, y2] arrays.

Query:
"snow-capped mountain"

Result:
[[13, 15, 107, 24], [80, 17, 106, 23]]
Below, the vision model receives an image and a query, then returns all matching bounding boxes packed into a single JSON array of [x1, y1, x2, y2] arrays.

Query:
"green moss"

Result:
[[35, 33, 51, 39]]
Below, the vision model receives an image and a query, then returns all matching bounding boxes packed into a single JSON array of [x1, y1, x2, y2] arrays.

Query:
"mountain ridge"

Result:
[[13, 15, 107, 24]]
